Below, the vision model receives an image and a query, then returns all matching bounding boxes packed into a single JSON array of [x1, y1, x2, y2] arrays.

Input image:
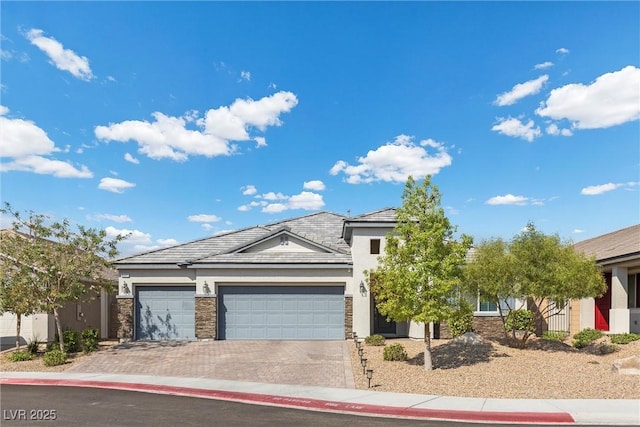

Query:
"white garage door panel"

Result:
[[219, 286, 344, 340]]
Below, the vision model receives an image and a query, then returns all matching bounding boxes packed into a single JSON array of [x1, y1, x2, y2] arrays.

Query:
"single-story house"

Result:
[[0, 229, 118, 349], [573, 224, 640, 334], [114, 208, 506, 342]]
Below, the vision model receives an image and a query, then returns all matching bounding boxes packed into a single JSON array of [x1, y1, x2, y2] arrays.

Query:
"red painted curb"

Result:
[[1, 378, 575, 424]]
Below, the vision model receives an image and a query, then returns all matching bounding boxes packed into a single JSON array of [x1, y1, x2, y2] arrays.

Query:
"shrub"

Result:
[[541, 331, 568, 342], [596, 342, 617, 355], [62, 330, 81, 353], [383, 343, 407, 361], [8, 350, 32, 362], [610, 333, 640, 345], [365, 334, 386, 346], [27, 338, 41, 355], [43, 349, 67, 367], [572, 328, 603, 349], [448, 306, 474, 338], [81, 328, 100, 353], [505, 309, 535, 332]]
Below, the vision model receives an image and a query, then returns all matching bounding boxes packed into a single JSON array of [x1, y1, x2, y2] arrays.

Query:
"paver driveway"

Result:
[[67, 340, 355, 389]]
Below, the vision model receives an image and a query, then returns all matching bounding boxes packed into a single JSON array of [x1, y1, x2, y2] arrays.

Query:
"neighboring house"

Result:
[[114, 208, 507, 342], [0, 229, 118, 349], [573, 224, 640, 335]]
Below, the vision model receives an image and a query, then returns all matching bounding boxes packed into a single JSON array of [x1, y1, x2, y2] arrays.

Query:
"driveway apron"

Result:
[[66, 341, 356, 389]]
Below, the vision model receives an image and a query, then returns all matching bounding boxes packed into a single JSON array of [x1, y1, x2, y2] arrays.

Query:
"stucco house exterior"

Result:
[[573, 224, 640, 335], [114, 208, 506, 342]]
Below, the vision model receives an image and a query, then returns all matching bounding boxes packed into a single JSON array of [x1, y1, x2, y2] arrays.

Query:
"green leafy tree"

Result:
[[465, 223, 606, 347], [0, 229, 45, 348], [1, 203, 123, 351], [368, 176, 473, 370], [463, 238, 520, 339]]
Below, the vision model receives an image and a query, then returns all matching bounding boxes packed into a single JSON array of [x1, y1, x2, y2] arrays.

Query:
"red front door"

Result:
[[595, 273, 611, 331]]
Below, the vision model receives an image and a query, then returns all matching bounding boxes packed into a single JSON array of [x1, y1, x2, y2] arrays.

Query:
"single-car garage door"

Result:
[[135, 286, 195, 340], [219, 286, 344, 340]]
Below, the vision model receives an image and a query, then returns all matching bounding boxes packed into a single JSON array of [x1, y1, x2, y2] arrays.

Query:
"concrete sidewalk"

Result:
[[2, 372, 638, 425]]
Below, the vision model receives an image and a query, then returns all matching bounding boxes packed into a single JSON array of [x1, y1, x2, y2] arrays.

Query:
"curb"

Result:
[[0, 378, 575, 424]]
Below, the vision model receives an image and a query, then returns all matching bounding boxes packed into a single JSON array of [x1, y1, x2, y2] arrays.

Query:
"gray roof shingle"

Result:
[[115, 211, 351, 266], [573, 224, 640, 262]]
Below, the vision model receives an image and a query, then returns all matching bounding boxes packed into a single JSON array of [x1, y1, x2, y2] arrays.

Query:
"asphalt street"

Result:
[[1, 385, 610, 427]]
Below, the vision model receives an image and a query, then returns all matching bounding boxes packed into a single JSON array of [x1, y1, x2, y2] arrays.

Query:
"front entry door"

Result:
[[595, 273, 611, 331], [373, 300, 396, 334]]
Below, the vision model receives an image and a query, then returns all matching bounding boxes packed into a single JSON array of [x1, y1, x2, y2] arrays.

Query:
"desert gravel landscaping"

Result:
[[349, 337, 640, 399], [3, 337, 639, 400]]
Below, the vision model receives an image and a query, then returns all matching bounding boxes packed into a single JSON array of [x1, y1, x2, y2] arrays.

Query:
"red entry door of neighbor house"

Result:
[[594, 273, 611, 331]]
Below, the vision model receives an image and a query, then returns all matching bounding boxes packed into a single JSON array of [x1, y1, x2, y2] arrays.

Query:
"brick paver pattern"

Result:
[[67, 341, 356, 389]]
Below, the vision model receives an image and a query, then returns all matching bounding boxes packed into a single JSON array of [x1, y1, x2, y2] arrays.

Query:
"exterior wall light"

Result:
[[359, 281, 367, 295], [203, 281, 211, 295], [122, 282, 131, 295]]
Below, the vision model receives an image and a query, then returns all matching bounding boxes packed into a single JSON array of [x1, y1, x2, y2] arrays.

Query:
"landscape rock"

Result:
[[612, 356, 640, 375], [452, 332, 485, 345]]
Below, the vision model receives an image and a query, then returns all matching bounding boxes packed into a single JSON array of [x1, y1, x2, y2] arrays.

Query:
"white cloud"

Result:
[[330, 135, 452, 184], [25, 28, 93, 81], [187, 214, 221, 223], [240, 70, 251, 81], [242, 185, 257, 195], [95, 91, 298, 162], [124, 152, 139, 164], [260, 192, 288, 201], [556, 47, 570, 55], [573, 229, 584, 234], [0, 106, 93, 178], [545, 123, 573, 136], [105, 226, 151, 245], [287, 191, 324, 210], [90, 213, 133, 223], [491, 117, 541, 142], [254, 136, 267, 147], [534, 62, 553, 70], [157, 238, 179, 246], [303, 180, 326, 191], [262, 203, 288, 213], [580, 181, 638, 195], [485, 194, 529, 206], [98, 177, 136, 193], [494, 75, 549, 106], [536, 66, 640, 129], [237, 205, 251, 212]]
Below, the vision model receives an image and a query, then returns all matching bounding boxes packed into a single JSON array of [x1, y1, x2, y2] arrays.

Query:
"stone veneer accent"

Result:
[[472, 316, 505, 339], [195, 296, 217, 340], [344, 295, 353, 339], [116, 297, 134, 342]]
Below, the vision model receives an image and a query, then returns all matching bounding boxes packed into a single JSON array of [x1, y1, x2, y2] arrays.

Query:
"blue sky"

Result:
[[1, 2, 638, 257]]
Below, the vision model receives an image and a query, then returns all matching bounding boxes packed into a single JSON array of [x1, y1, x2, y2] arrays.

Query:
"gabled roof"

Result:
[[573, 224, 640, 264], [115, 211, 351, 266]]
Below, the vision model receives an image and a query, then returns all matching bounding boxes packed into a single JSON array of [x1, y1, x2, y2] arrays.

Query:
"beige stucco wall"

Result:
[[349, 226, 394, 337]]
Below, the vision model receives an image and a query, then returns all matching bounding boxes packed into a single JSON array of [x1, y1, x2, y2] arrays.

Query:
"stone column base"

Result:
[[116, 296, 134, 342], [195, 295, 217, 339]]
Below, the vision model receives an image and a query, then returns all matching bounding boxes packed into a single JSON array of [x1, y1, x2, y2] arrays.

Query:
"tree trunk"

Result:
[[15, 313, 22, 349], [53, 308, 64, 352], [424, 323, 433, 371]]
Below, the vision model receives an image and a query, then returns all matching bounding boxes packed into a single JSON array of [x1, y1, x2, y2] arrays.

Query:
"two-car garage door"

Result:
[[219, 286, 344, 340], [135, 285, 345, 341]]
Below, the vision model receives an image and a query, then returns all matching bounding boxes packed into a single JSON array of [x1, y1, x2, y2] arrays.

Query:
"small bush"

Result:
[[62, 330, 81, 353], [8, 350, 32, 362], [383, 343, 407, 361], [43, 349, 67, 367], [572, 328, 603, 349], [27, 338, 41, 355], [365, 334, 386, 346], [505, 309, 535, 332], [611, 333, 640, 345], [81, 328, 100, 353], [596, 342, 617, 355], [541, 331, 568, 342], [448, 307, 474, 338]]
